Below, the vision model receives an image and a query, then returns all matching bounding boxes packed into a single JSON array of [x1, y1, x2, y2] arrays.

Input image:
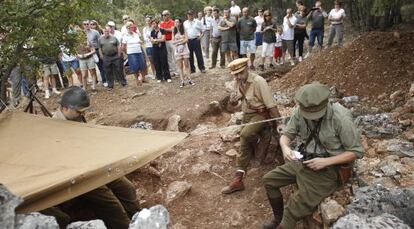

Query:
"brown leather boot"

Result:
[[221, 171, 245, 194], [262, 197, 284, 229]]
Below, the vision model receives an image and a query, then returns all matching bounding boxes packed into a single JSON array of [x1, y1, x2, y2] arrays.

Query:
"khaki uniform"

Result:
[[43, 109, 140, 229], [263, 102, 364, 229], [235, 73, 277, 172]]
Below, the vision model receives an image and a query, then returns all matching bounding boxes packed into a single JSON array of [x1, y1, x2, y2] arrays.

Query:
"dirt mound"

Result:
[[275, 31, 414, 107]]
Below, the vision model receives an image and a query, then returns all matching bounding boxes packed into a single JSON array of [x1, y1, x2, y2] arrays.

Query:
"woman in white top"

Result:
[[143, 17, 156, 77], [122, 21, 146, 86], [327, 0, 346, 47]]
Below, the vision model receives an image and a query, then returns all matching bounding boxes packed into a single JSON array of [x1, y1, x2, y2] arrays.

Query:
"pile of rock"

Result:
[[333, 185, 414, 228], [0, 184, 171, 229]]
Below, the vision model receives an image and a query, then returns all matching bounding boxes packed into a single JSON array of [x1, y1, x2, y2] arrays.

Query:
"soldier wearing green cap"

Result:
[[221, 58, 283, 195], [261, 83, 364, 229]]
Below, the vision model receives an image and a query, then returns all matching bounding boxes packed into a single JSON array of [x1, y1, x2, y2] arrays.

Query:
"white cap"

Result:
[[107, 21, 116, 27]]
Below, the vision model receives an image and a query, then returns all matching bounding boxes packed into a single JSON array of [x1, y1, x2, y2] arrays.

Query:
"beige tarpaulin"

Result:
[[0, 112, 187, 213]]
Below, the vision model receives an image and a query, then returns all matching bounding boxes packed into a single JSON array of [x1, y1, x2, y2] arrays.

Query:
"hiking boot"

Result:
[[262, 197, 284, 229], [221, 171, 245, 194]]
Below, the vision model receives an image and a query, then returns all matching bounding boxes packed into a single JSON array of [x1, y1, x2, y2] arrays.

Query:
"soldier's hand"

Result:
[[281, 146, 295, 161], [303, 158, 331, 171]]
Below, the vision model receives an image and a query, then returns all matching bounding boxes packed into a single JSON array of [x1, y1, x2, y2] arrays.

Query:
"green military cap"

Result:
[[294, 83, 330, 120]]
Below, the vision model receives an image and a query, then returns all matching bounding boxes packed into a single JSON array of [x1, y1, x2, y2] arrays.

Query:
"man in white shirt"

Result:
[[184, 10, 206, 73], [209, 8, 226, 69], [281, 8, 297, 66], [230, 1, 241, 18], [327, 0, 346, 47], [254, 9, 264, 47], [201, 6, 213, 59]]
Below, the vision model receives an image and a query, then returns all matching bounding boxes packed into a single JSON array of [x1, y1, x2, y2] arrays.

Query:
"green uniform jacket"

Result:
[[283, 102, 365, 158]]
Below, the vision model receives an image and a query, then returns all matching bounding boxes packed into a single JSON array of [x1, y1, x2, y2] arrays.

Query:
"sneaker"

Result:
[[188, 80, 195, 86], [304, 53, 310, 59], [103, 82, 108, 87], [180, 81, 185, 88], [298, 56, 303, 62], [290, 60, 295, 66], [201, 69, 206, 73], [167, 79, 172, 83], [45, 90, 50, 99], [280, 60, 284, 65], [52, 88, 61, 95], [269, 64, 274, 68]]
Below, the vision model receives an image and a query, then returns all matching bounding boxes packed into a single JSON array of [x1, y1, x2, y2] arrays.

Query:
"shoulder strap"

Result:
[[304, 118, 326, 154]]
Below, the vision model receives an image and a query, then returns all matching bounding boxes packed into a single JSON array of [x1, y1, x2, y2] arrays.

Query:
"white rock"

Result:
[[166, 181, 192, 204], [166, 115, 181, 132], [320, 199, 346, 225], [225, 149, 238, 157], [191, 163, 211, 175], [66, 220, 106, 229], [208, 142, 224, 153]]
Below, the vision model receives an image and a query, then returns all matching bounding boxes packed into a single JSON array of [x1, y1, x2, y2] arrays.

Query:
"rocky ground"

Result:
[[4, 27, 414, 228]]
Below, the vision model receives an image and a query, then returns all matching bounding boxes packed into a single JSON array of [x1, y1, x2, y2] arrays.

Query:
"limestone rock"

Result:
[[207, 142, 223, 153], [190, 123, 216, 136], [225, 149, 238, 157], [191, 163, 211, 175], [333, 213, 410, 229], [320, 199, 346, 225], [0, 184, 23, 229], [219, 126, 240, 142], [129, 205, 169, 229], [66, 220, 106, 229], [15, 213, 59, 229], [346, 185, 414, 227], [166, 181, 192, 204], [166, 115, 181, 132]]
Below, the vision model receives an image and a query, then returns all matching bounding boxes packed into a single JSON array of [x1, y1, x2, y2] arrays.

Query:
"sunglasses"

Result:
[[90, 23, 96, 25], [123, 18, 130, 21]]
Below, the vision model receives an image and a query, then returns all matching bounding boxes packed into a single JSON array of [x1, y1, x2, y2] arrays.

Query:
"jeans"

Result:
[[95, 49, 106, 83], [309, 28, 324, 47], [188, 38, 205, 73]]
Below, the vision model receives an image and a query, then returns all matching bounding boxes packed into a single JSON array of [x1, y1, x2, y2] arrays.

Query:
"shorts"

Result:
[[274, 47, 282, 58], [43, 63, 59, 76], [240, 40, 256, 55], [79, 57, 96, 71], [146, 47, 153, 57], [255, 32, 263, 46], [282, 39, 294, 53], [62, 60, 80, 72], [128, 53, 146, 73], [261, 42, 274, 57], [221, 42, 238, 53]]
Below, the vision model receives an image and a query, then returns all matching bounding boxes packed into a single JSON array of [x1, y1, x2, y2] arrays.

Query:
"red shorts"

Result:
[[274, 47, 282, 58]]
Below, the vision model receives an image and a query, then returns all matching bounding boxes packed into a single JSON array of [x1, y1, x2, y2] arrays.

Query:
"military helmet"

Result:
[[58, 86, 90, 112], [294, 83, 330, 120]]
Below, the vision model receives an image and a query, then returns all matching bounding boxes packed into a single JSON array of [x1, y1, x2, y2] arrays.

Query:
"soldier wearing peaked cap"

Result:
[[262, 83, 365, 229], [221, 58, 283, 194]]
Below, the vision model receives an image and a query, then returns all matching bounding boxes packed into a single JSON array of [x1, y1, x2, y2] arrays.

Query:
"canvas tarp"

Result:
[[0, 112, 187, 213]]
